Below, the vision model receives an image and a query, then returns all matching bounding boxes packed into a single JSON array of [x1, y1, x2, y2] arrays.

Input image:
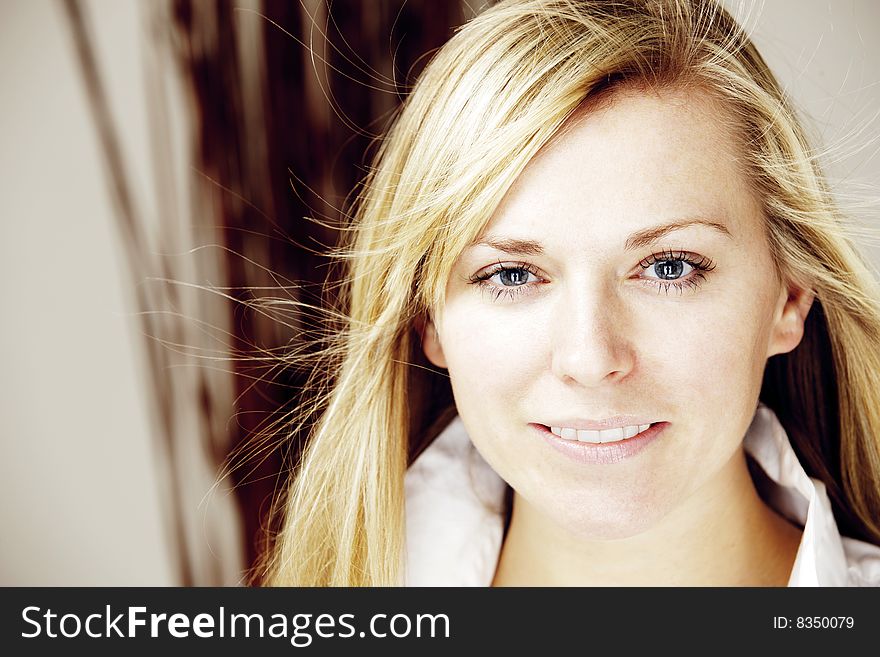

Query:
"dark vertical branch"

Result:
[[165, 0, 472, 578]]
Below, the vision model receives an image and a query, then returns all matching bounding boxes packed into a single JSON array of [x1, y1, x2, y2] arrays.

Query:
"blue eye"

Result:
[[639, 249, 716, 294], [650, 259, 687, 280], [469, 262, 544, 301], [495, 266, 536, 286]]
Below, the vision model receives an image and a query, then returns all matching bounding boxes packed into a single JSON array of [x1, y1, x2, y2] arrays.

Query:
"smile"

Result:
[[535, 422, 668, 465], [549, 424, 652, 443]]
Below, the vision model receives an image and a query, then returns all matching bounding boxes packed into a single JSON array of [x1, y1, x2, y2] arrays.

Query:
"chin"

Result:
[[538, 493, 671, 542]]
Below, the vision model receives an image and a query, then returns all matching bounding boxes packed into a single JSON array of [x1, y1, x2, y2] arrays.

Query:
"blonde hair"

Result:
[[254, 0, 880, 585]]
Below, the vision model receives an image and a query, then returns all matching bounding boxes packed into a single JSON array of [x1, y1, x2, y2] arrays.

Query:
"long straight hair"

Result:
[[256, 0, 880, 585]]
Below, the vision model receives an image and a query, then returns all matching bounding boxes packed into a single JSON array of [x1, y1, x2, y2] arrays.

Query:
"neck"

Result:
[[492, 448, 803, 586]]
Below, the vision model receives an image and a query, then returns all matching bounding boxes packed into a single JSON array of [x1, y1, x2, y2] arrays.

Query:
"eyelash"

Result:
[[468, 249, 717, 302]]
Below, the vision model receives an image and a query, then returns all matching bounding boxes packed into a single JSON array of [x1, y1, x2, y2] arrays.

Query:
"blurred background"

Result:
[[0, 0, 877, 585]]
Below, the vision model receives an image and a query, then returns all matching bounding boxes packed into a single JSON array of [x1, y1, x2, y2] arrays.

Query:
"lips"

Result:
[[533, 422, 668, 465]]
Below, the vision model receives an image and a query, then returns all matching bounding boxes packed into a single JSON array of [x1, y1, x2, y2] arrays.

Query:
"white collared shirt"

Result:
[[404, 403, 880, 586]]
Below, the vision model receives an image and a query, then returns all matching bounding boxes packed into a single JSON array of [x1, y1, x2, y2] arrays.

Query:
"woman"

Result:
[[257, 0, 880, 586]]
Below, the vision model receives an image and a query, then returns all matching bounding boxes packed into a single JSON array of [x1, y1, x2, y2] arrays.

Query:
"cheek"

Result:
[[656, 289, 776, 416], [437, 298, 546, 398]]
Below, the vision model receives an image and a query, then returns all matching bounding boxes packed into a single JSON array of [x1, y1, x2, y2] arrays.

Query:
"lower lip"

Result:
[[533, 422, 668, 465]]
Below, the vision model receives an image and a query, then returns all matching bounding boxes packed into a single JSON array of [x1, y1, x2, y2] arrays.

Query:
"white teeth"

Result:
[[581, 426, 623, 442], [550, 423, 652, 444]]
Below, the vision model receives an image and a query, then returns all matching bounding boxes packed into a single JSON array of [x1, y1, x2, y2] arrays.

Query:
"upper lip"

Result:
[[541, 416, 659, 431]]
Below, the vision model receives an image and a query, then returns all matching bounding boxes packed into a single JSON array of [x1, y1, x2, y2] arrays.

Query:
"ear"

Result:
[[766, 279, 815, 358], [415, 312, 447, 368]]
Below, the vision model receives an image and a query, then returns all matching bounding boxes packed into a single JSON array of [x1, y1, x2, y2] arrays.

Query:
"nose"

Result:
[[549, 282, 636, 387]]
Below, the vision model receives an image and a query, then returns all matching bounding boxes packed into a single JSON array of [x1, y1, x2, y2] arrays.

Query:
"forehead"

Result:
[[479, 86, 761, 248]]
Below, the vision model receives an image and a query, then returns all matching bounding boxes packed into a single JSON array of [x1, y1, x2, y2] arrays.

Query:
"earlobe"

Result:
[[767, 281, 815, 358], [417, 314, 448, 368]]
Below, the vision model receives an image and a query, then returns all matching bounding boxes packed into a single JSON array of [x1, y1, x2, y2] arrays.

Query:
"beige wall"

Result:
[[0, 0, 176, 584], [0, 0, 244, 585], [1, 0, 877, 584]]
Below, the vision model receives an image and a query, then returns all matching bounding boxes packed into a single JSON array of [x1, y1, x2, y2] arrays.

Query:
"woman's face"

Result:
[[421, 87, 812, 540]]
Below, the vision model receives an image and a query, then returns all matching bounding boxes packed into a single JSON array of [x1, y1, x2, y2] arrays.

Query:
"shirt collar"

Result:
[[742, 403, 849, 586], [404, 402, 876, 586]]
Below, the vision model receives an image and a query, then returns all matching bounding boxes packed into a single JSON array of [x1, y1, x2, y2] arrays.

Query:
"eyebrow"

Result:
[[471, 218, 732, 255]]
